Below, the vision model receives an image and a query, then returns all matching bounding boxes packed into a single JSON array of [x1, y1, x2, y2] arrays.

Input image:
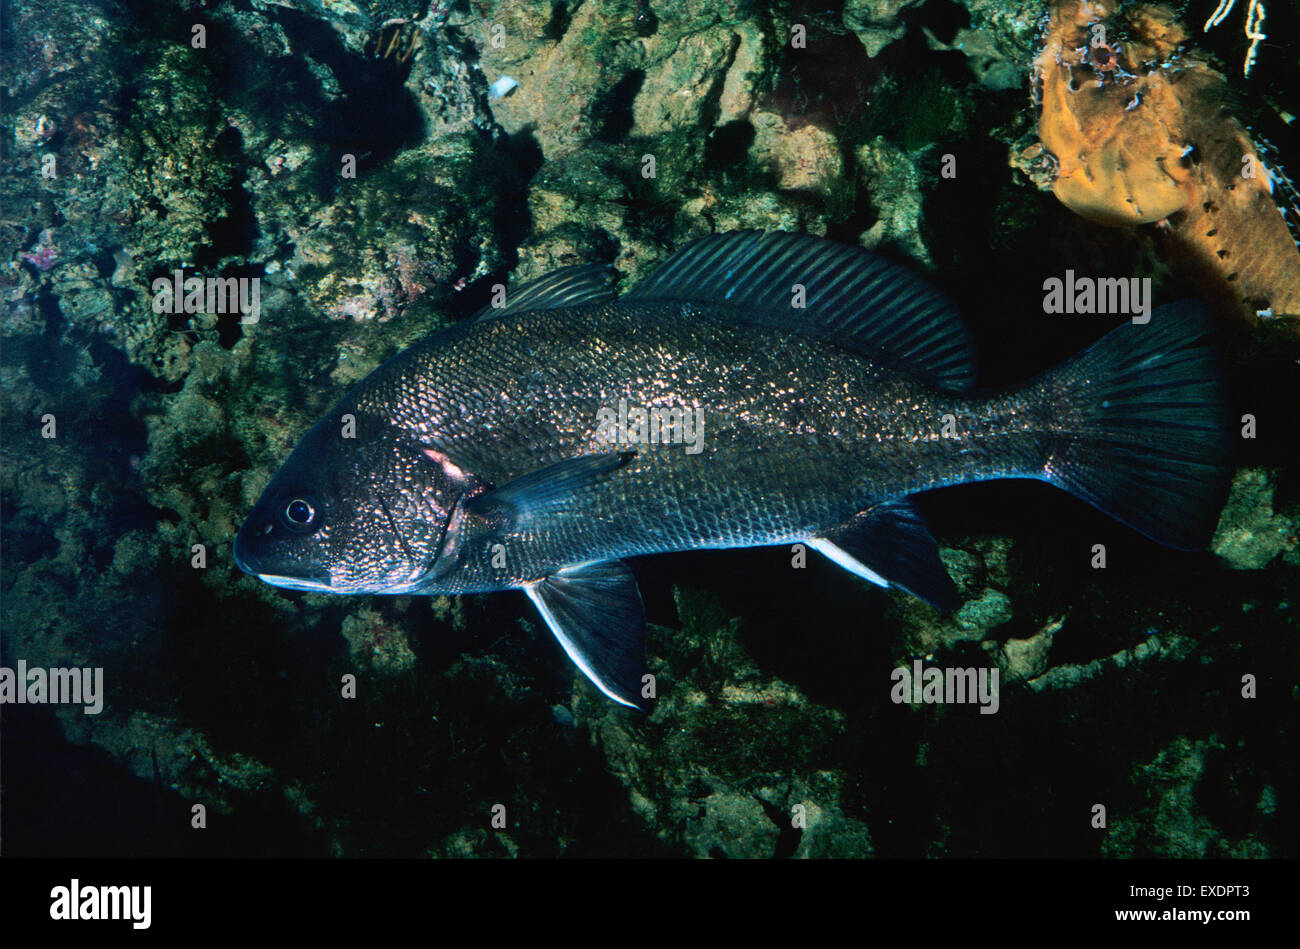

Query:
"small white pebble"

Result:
[[490, 76, 518, 99]]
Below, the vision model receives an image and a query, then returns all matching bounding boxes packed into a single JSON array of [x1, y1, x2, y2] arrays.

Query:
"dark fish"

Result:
[[233, 232, 1232, 709]]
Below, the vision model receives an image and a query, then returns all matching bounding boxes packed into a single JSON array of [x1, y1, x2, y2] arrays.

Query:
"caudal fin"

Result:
[[1037, 303, 1233, 550]]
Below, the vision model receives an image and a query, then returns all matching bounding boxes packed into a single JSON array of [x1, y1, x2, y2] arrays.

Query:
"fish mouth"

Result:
[[257, 573, 339, 593]]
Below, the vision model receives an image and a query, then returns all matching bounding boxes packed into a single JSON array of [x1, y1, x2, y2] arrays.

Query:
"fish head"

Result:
[[234, 409, 469, 594]]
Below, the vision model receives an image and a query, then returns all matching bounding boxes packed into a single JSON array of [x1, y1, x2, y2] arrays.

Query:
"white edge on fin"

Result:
[[258, 573, 337, 593], [523, 582, 641, 710], [808, 539, 891, 589]]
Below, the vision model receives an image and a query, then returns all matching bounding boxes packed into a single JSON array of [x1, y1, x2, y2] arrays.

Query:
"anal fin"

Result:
[[524, 560, 650, 711], [810, 499, 959, 610]]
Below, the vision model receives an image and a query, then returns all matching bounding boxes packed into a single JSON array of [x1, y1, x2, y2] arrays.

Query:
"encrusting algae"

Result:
[[1015, 0, 1300, 326]]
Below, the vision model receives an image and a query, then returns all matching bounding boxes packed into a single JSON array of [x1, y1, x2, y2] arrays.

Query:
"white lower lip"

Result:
[[258, 574, 337, 593]]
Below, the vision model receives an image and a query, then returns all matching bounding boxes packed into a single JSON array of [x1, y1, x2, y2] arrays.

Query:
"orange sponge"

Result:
[[1020, 0, 1300, 323]]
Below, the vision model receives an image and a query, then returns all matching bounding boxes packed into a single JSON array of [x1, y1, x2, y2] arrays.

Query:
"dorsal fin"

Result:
[[475, 263, 615, 319], [625, 231, 976, 390]]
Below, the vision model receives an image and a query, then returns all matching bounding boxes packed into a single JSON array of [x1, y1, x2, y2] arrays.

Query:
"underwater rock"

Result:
[[631, 24, 738, 137], [576, 586, 866, 857], [1101, 735, 1269, 858], [291, 136, 512, 322], [470, 0, 642, 159], [684, 792, 782, 858], [2, 0, 117, 99], [714, 21, 767, 124], [341, 605, 418, 674], [474, 0, 763, 159], [855, 136, 930, 263], [115, 45, 239, 267], [407, 22, 501, 140], [787, 790, 876, 858], [750, 110, 844, 196], [1017, 0, 1300, 325], [924, 0, 1042, 90], [63, 710, 282, 817], [48, 262, 125, 352], [3, 11, 227, 375], [678, 188, 822, 238], [892, 538, 1014, 654], [518, 146, 630, 273], [996, 615, 1064, 682], [0, 260, 43, 337], [254, 0, 429, 56], [510, 143, 682, 284], [843, 0, 923, 58], [1212, 468, 1298, 570], [1026, 631, 1195, 692]]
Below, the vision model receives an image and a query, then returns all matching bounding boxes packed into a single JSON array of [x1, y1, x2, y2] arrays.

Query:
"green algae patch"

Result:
[[115, 44, 239, 265]]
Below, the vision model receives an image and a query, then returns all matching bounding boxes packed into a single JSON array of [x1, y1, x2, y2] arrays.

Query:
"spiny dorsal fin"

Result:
[[475, 263, 616, 319], [626, 231, 976, 391]]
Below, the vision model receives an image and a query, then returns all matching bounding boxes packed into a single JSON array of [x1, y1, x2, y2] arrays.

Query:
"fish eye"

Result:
[[284, 498, 316, 528]]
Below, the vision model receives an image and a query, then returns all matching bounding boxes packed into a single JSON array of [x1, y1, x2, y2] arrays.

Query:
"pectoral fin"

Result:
[[810, 499, 959, 610], [524, 560, 651, 711], [467, 452, 636, 526]]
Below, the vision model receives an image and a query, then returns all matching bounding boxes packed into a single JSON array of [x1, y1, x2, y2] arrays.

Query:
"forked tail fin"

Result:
[[1036, 303, 1233, 550]]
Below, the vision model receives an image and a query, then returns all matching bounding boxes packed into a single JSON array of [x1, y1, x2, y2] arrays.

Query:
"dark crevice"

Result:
[[593, 69, 644, 142], [635, 1, 659, 38], [197, 127, 259, 268], [543, 1, 572, 42], [705, 119, 755, 173], [256, 5, 426, 178]]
